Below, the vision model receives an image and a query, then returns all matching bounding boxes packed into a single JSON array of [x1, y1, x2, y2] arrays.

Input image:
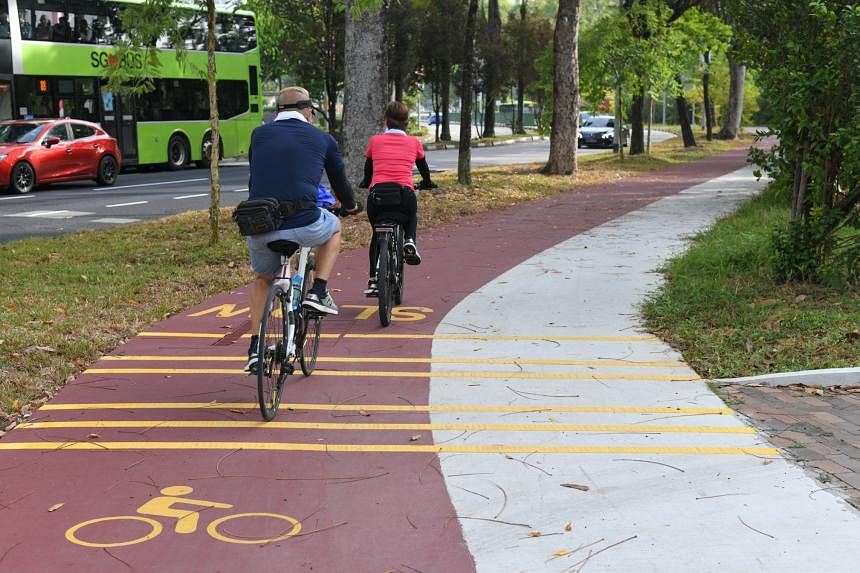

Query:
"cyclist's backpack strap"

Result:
[[369, 182, 405, 207]]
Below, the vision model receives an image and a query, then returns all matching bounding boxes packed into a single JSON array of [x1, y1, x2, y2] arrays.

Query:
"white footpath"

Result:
[[430, 166, 860, 572]]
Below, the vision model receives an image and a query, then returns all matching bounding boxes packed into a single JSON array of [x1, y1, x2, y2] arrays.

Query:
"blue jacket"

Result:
[[248, 119, 355, 229]]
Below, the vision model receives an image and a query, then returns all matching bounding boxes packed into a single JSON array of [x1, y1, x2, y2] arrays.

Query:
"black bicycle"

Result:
[[371, 211, 407, 326], [257, 240, 320, 420]]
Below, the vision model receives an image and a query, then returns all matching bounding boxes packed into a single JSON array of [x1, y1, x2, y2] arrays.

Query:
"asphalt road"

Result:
[[0, 130, 675, 243]]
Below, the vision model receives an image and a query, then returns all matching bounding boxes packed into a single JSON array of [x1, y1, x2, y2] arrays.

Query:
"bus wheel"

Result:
[[167, 135, 189, 171], [196, 134, 223, 169]]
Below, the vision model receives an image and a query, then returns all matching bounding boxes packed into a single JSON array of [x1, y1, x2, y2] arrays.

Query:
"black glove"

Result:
[[417, 180, 438, 191], [344, 201, 364, 216]]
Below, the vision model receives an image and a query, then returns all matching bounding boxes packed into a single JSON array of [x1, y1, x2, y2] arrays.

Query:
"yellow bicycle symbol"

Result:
[[65, 485, 301, 547]]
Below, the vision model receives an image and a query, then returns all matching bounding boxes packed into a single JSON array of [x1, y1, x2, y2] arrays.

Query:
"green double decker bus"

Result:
[[0, 0, 262, 169]]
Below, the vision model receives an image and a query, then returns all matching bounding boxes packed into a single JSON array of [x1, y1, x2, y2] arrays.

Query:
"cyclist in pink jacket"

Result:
[[359, 101, 436, 296]]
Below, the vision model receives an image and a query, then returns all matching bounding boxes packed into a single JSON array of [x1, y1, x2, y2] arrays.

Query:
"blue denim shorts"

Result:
[[246, 209, 340, 277]]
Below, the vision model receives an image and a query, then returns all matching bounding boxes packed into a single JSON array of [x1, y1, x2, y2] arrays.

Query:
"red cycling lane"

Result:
[[0, 147, 752, 572]]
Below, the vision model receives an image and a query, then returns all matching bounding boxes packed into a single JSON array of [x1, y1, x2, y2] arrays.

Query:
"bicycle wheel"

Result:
[[394, 227, 405, 305], [258, 285, 288, 421], [376, 234, 393, 327], [298, 260, 321, 375]]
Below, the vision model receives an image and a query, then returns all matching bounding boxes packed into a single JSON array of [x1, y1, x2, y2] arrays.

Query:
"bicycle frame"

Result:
[[257, 242, 320, 420]]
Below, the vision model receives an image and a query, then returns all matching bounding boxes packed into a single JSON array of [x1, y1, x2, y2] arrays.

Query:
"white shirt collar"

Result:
[[384, 128, 407, 135], [275, 110, 308, 123]]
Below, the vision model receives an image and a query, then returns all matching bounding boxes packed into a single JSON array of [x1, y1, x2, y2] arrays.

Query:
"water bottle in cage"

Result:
[[291, 273, 303, 310]]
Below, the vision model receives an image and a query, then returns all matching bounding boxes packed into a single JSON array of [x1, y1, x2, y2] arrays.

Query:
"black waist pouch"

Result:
[[369, 182, 405, 207], [232, 198, 282, 235]]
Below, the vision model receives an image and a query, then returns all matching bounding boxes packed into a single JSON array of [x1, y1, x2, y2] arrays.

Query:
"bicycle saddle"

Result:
[[267, 240, 300, 256]]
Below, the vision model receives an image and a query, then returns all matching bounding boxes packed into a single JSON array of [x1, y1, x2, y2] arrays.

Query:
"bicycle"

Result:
[[368, 208, 407, 327], [366, 181, 433, 326], [256, 240, 320, 421]]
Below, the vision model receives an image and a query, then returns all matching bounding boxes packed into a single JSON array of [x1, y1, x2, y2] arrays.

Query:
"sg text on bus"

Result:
[[90, 51, 144, 70]]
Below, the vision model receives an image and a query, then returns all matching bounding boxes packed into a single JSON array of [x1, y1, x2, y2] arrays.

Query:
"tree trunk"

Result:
[[703, 50, 714, 140], [514, 0, 527, 134], [482, 0, 502, 138], [457, 0, 479, 185], [676, 87, 697, 147], [441, 70, 452, 141], [206, 0, 221, 245], [342, 1, 388, 185], [647, 94, 652, 154], [324, 0, 339, 136], [718, 56, 745, 139], [542, 0, 581, 175], [629, 89, 645, 155]]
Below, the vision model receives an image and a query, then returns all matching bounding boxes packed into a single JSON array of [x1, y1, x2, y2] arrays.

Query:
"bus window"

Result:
[[0, 9, 11, 39], [0, 83, 12, 120]]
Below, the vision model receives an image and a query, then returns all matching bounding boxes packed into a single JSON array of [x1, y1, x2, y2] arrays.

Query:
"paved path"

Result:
[[1, 147, 859, 571]]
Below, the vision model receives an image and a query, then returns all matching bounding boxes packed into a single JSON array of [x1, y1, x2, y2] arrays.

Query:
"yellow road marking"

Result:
[[100, 355, 686, 368], [139, 331, 659, 342], [84, 368, 699, 381], [139, 332, 339, 339], [39, 402, 733, 415], [0, 441, 780, 456], [344, 334, 659, 341], [18, 420, 754, 434]]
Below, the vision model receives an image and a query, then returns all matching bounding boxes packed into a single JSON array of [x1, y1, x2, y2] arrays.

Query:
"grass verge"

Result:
[[640, 183, 860, 380], [0, 135, 746, 424]]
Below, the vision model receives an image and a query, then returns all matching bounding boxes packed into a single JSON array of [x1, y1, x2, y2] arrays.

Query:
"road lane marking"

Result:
[[4, 210, 94, 218], [83, 367, 700, 381], [0, 441, 780, 455], [138, 331, 659, 342], [173, 194, 208, 200], [19, 420, 754, 434], [100, 355, 687, 368], [232, 187, 248, 193], [92, 218, 140, 224], [106, 201, 148, 208], [0, 194, 35, 201], [39, 403, 733, 414], [96, 178, 207, 191]]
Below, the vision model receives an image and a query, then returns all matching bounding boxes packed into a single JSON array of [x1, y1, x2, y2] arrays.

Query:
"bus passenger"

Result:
[[34, 15, 50, 40], [359, 101, 436, 296]]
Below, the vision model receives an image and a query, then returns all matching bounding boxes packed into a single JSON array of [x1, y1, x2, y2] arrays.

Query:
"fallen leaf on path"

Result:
[[409, 434, 422, 442], [359, 410, 370, 417], [528, 531, 542, 537], [560, 483, 589, 491], [553, 549, 571, 557], [564, 523, 572, 531], [87, 433, 100, 439], [762, 459, 773, 465], [48, 503, 64, 512]]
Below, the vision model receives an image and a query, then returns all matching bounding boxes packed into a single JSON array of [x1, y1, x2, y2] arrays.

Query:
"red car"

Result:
[[0, 119, 121, 194]]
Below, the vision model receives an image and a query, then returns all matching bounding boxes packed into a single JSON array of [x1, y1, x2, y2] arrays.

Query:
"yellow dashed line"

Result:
[[100, 355, 686, 368], [83, 368, 700, 381], [18, 420, 754, 434], [39, 402, 734, 415], [138, 331, 659, 342], [0, 441, 780, 456]]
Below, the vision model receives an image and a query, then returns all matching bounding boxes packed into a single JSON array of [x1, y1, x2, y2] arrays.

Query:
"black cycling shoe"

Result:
[[404, 240, 421, 265]]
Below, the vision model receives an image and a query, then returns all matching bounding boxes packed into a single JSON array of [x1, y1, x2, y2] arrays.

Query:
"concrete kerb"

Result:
[[422, 135, 547, 151], [715, 367, 860, 388]]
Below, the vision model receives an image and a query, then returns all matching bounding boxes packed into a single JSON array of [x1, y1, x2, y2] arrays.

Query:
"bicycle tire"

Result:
[[376, 234, 393, 326], [394, 227, 405, 305], [258, 285, 288, 421], [298, 261, 320, 375]]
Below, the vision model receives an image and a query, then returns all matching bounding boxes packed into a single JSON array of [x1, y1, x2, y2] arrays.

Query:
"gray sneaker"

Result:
[[302, 291, 339, 315]]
